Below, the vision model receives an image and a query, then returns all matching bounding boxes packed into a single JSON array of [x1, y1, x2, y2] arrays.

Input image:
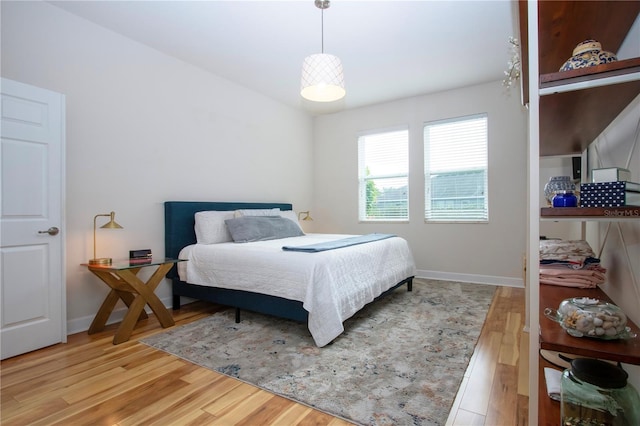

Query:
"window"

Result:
[[358, 128, 409, 221], [424, 114, 488, 222]]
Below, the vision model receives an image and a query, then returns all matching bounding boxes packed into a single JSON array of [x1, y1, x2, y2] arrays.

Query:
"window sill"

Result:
[[424, 220, 489, 224], [358, 220, 410, 224]]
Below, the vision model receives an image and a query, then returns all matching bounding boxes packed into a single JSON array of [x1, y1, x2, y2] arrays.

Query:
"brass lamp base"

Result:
[[89, 257, 112, 266]]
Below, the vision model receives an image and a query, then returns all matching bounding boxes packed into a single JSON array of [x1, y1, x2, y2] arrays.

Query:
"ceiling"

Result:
[[48, 0, 519, 114]]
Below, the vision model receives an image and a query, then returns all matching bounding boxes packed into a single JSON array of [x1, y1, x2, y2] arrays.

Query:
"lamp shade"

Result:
[[101, 211, 123, 230], [300, 53, 345, 102]]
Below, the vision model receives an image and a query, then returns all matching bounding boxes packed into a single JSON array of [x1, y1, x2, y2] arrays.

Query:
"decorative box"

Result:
[[592, 167, 631, 183], [580, 181, 640, 207]]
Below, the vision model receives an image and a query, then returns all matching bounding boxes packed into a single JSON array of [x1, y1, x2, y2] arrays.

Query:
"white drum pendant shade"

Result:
[[300, 53, 345, 102]]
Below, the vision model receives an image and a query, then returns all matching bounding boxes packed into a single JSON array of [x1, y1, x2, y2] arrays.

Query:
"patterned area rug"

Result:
[[142, 279, 496, 425]]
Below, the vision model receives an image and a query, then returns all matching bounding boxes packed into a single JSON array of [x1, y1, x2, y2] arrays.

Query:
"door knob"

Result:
[[38, 227, 60, 236]]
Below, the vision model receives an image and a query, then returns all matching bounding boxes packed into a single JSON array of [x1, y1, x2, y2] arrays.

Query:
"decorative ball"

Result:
[[544, 176, 575, 205], [559, 39, 617, 72]]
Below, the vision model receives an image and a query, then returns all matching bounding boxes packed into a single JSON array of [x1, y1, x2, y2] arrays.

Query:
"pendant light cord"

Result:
[[321, 8, 324, 53]]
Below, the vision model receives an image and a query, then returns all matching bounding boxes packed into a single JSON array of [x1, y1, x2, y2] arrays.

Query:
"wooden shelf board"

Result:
[[539, 79, 640, 156], [540, 58, 640, 88], [539, 284, 640, 365], [541, 206, 640, 219]]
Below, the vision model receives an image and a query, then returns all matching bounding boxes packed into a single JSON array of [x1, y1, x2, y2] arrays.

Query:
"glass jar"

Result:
[[561, 358, 640, 426], [553, 190, 578, 207], [544, 297, 635, 340]]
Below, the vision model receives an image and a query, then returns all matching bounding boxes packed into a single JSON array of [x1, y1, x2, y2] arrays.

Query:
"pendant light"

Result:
[[300, 0, 345, 102]]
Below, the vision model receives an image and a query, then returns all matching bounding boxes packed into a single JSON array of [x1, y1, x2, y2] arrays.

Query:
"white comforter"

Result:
[[178, 233, 416, 346]]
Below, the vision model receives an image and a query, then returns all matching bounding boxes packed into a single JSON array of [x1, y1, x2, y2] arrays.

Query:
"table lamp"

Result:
[[89, 211, 123, 265]]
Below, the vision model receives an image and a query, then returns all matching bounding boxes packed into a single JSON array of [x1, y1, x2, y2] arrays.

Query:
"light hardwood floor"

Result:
[[1, 285, 527, 425], [446, 285, 529, 426]]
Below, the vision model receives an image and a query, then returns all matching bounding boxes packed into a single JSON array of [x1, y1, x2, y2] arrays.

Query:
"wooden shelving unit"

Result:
[[521, 1, 640, 424], [537, 285, 640, 426]]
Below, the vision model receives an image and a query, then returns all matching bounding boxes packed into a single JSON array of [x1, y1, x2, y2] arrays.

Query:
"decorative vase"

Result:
[[559, 40, 617, 72], [544, 176, 575, 205], [552, 190, 578, 208]]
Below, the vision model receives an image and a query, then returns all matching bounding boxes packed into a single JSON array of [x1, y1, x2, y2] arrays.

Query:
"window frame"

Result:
[[423, 113, 489, 223], [357, 126, 410, 222]]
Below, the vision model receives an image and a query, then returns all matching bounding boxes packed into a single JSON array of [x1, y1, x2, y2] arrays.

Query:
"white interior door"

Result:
[[1, 78, 66, 359]]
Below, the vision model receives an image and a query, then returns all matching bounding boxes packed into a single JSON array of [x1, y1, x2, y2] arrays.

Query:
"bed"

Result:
[[164, 201, 416, 346]]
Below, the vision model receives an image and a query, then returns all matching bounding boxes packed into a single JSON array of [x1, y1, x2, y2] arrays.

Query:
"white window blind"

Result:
[[424, 114, 488, 222], [358, 129, 409, 221]]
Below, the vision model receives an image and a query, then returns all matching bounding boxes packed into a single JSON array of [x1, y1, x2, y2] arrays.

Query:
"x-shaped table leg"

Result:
[[87, 263, 175, 344]]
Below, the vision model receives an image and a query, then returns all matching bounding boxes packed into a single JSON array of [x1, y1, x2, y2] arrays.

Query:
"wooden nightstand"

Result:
[[83, 258, 187, 344]]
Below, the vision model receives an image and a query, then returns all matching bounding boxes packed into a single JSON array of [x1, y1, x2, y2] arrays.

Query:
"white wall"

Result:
[[313, 82, 528, 285], [1, 1, 314, 331]]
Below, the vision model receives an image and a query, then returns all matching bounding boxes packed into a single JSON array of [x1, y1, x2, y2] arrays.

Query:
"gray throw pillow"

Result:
[[225, 216, 304, 243]]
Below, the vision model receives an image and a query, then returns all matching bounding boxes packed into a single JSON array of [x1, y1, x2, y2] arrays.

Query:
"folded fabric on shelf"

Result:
[[539, 239, 599, 269], [540, 267, 605, 288], [540, 257, 603, 270], [539, 239, 606, 288], [541, 263, 607, 274]]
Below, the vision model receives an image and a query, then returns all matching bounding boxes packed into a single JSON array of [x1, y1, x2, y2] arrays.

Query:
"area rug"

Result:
[[141, 279, 496, 425]]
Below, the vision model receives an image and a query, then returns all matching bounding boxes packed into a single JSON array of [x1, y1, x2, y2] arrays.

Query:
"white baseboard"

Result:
[[66, 296, 174, 335], [416, 269, 524, 288]]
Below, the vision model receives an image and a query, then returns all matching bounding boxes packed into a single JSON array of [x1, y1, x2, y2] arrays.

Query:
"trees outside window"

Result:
[[358, 129, 409, 221]]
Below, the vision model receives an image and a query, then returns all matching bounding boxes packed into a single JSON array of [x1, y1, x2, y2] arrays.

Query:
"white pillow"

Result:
[[279, 210, 303, 232], [234, 208, 281, 218], [194, 211, 235, 244]]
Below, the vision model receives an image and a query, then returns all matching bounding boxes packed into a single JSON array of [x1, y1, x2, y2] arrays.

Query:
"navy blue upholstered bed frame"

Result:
[[164, 201, 413, 324]]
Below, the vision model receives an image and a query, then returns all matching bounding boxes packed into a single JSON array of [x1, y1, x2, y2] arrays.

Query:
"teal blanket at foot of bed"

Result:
[[282, 233, 396, 253]]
